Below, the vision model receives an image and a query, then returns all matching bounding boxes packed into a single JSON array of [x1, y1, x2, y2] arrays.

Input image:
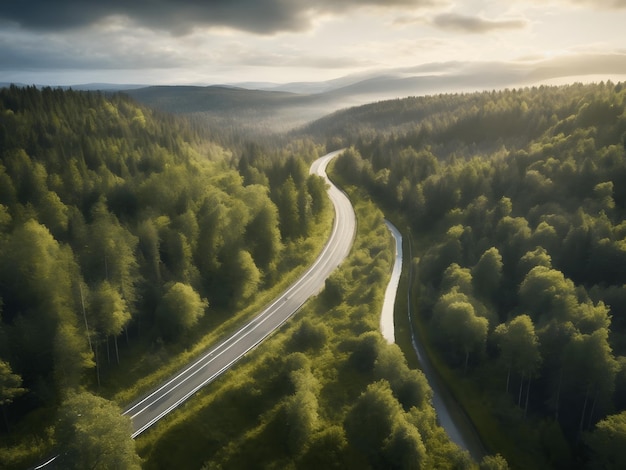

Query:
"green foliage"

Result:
[[137, 193, 460, 469], [383, 416, 428, 470], [297, 425, 348, 469], [494, 315, 541, 380], [519, 266, 577, 324], [283, 366, 320, 454], [91, 281, 130, 338], [156, 282, 208, 339], [472, 247, 503, 302], [343, 380, 405, 462], [55, 391, 141, 470], [0, 360, 24, 407], [373, 344, 432, 411], [585, 411, 626, 469], [442, 300, 488, 370], [344, 380, 431, 469], [227, 250, 262, 307], [53, 322, 94, 390], [330, 81, 626, 466], [288, 318, 329, 352], [323, 271, 349, 307], [244, 193, 283, 272], [442, 263, 473, 295], [348, 331, 383, 373], [0, 86, 329, 465], [562, 328, 618, 416], [276, 176, 300, 240], [479, 453, 509, 470]]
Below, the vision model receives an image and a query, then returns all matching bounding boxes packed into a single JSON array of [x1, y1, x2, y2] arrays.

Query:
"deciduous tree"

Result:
[[156, 282, 208, 339], [435, 296, 488, 372], [472, 247, 503, 302], [0, 359, 25, 430], [585, 411, 626, 470], [91, 281, 131, 364], [55, 391, 141, 469], [494, 314, 541, 410]]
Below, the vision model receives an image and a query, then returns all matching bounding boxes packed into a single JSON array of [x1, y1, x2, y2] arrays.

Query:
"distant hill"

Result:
[[126, 85, 311, 114], [121, 55, 626, 134], [122, 77, 455, 134], [5, 54, 625, 136], [124, 85, 343, 134], [66, 83, 148, 91], [0, 82, 147, 91]]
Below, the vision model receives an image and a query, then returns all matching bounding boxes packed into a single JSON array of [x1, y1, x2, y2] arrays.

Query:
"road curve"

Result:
[[380, 220, 402, 343], [124, 149, 355, 437]]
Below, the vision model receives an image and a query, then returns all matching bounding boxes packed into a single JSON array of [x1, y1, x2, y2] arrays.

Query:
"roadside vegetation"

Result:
[[0, 85, 329, 469], [329, 81, 626, 468], [136, 177, 497, 469]]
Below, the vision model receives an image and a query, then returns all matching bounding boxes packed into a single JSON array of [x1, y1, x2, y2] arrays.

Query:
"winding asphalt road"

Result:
[[123, 149, 355, 437]]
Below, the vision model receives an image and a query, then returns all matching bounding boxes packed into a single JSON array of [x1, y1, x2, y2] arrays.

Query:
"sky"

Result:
[[1, 0, 625, 89]]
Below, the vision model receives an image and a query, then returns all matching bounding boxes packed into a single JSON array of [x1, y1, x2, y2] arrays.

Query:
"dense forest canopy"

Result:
[[137, 190, 483, 470], [330, 81, 626, 468], [3, 80, 626, 469], [0, 85, 329, 467]]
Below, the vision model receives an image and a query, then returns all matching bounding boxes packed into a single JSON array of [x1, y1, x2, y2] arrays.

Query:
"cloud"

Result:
[[0, 0, 443, 35], [563, 0, 626, 9], [399, 61, 467, 74], [210, 43, 375, 70], [370, 52, 626, 93], [422, 53, 626, 85], [431, 13, 528, 34], [0, 20, 373, 80], [525, 52, 626, 81], [239, 53, 373, 70], [0, 25, 191, 70]]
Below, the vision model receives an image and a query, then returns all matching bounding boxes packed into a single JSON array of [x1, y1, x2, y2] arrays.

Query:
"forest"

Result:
[[2, 81, 626, 469], [0, 85, 330, 468], [136, 191, 489, 469], [328, 81, 626, 468]]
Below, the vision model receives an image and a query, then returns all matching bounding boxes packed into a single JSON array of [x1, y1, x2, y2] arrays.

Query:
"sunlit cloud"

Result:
[[0, 0, 624, 87], [563, 0, 626, 9], [431, 13, 529, 34]]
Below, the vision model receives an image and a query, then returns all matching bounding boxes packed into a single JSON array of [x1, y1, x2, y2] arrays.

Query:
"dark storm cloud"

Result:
[[432, 13, 528, 34], [0, 0, 441, 34]]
